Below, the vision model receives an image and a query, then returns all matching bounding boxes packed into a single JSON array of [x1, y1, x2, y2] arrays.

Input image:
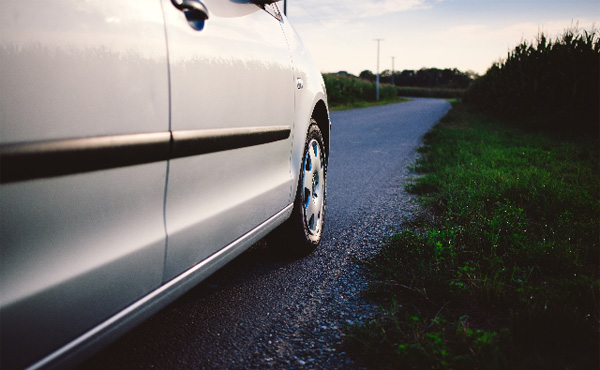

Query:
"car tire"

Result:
[[269, 119, 327, 257]]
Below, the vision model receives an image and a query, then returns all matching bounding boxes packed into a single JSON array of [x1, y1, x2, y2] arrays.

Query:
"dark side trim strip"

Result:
[[0, 126, 290, 184], [171, 126, 291, 159]]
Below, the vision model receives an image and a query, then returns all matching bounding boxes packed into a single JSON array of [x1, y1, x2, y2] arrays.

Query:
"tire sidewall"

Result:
[[296, 121, 327, 246]]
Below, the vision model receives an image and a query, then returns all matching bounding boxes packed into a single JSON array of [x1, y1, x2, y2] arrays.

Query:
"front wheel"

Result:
[[269, 120, 327, 256]]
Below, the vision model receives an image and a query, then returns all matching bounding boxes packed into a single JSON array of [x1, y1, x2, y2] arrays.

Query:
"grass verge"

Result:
[[329, 97, 411, 111], [346, 103, 600, 369], [396, 87, 465, 99]]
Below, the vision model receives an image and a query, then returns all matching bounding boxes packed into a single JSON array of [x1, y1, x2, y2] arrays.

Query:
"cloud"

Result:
[[289, 0, 435, 23], [425, 19, 599, 73], [435, 19, 598, 50]]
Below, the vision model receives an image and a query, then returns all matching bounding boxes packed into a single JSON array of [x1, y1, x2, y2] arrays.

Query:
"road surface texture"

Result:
[[79, 98, 451, 370]]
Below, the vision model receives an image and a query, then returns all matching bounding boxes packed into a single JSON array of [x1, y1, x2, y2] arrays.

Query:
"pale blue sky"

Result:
[[286, 0, 599, 75]]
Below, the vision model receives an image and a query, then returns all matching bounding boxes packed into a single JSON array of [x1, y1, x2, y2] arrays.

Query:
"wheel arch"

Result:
[[311, 99, 330, 157]]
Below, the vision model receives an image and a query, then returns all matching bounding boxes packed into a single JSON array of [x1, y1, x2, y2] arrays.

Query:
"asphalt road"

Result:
[[79, 98, 451, 370]]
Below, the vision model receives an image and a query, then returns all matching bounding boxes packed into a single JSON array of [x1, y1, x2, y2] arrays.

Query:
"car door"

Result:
[[0, 1, 169, 369], [161, 0, 295, 281]]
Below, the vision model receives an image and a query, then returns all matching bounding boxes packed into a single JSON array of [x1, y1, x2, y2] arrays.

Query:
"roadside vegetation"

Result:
[[359, 67, 473, 100], [357, 67, 474, 90], [395, 87, 464, 99], [464, 27, 599, 134], [346, 27, 599, 369], [324, 67, 472, 110], [323, 73, 405, 110]]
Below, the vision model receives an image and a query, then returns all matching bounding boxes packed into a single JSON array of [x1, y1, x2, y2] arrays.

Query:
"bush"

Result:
[[323, 73, 397, 105], [464, 27, 599, 134]]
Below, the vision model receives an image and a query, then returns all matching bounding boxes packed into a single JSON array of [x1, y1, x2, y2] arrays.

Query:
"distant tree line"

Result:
[[354, 68, 476, 89]]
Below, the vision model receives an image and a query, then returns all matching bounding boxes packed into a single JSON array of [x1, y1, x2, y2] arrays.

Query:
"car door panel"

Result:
[[0, 0, 169, 143], [162, 0, 294, 281], [0, 168, 168, 308], [163, 143, 292, 280], [0, 167, 167, 370], [0, 1, 169, 369]]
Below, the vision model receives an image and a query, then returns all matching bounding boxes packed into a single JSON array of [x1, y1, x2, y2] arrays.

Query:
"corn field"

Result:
[[464, 27, 599, 133]]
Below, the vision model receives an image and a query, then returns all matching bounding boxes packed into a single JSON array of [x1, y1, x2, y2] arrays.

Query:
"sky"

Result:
[[285, 0, 599, 76]]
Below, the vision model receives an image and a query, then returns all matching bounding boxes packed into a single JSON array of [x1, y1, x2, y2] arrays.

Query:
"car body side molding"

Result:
[[0, 126, 291, 184], [171, 126, 291, 159]]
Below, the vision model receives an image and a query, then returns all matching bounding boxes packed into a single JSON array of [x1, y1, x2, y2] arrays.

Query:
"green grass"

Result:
[[396, 86, 465, 99], [346, 103, 600, 370], [329, 97, 411, 111]]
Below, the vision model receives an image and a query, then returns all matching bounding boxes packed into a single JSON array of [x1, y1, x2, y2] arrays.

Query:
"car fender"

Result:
[[279, 14, 330, 201]]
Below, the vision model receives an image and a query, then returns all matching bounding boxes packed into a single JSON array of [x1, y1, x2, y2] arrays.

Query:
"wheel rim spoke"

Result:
[[302, 138, 325, 235]]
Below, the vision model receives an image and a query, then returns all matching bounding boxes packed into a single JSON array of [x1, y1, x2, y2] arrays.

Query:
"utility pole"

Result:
[[391, 56, 395, 85], [374, 39, 383, 101]]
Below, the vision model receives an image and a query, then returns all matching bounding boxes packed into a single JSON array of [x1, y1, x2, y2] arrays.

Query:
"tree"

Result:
[[359, 70, 376, 82], [380, 69, 392, 84], [359, 67, 475, 88]]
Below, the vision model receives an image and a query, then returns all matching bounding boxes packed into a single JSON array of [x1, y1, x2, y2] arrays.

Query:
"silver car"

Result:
[[0, 1, 330, 369]]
